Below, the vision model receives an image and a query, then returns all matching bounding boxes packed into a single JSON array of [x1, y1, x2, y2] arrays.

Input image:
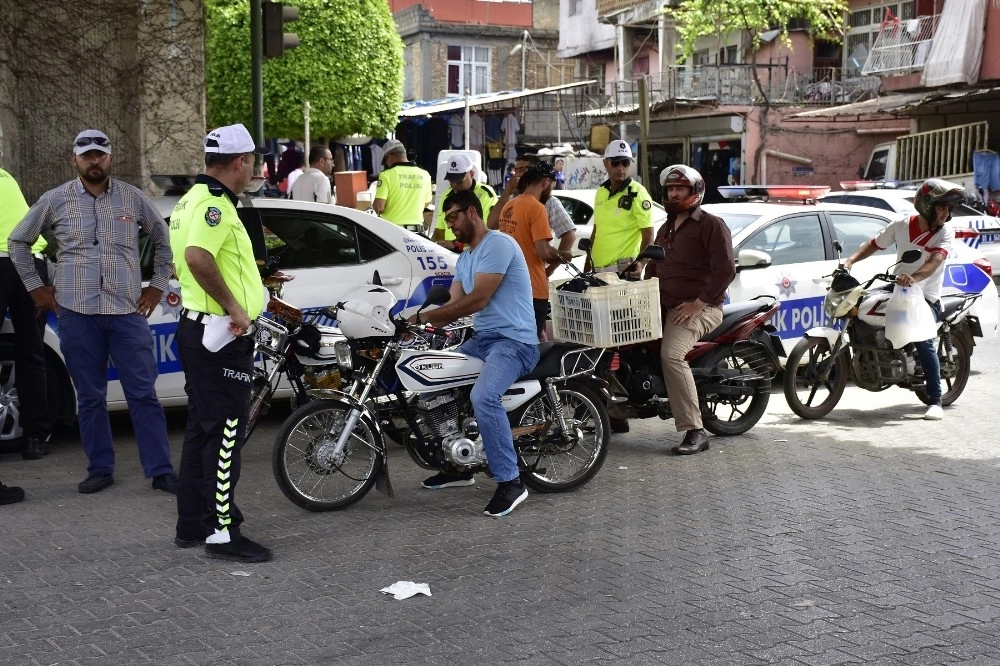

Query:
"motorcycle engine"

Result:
[[411, 391, 486, 471], [625, 367, 665, 404], [852, 348, 906, 390]]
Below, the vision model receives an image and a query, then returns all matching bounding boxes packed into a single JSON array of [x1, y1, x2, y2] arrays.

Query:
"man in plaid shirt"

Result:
[[8, 129, 176, 495]]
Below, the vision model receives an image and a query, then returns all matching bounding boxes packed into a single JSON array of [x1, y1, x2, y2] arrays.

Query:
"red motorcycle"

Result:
[[561, 243, 783, 436]]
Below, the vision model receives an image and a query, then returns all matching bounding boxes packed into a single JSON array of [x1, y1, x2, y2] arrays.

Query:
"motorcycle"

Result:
[[271, 283, 611, 511], [562, 242, 784, 436], [782, 244, 981, 419]]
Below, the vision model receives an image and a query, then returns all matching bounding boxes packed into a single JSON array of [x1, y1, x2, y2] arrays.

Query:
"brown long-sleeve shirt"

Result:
[[649, 206, 735, 308]]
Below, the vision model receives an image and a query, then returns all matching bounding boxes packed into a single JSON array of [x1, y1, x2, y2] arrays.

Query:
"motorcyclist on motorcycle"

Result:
[[843, 178, 964, 420], [647, 165, 735, 454]]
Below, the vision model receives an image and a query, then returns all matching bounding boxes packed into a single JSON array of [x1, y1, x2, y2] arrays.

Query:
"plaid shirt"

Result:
[[8, 177, 172, 315]]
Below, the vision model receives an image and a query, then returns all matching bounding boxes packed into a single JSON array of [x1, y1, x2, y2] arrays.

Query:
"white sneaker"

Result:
[[924, 404, 944, 420]]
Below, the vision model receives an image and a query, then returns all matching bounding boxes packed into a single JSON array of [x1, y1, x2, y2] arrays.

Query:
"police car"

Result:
[[708, 186, 998, 357], [819, 184, 1000, 278], [0, 197, 456, 446]]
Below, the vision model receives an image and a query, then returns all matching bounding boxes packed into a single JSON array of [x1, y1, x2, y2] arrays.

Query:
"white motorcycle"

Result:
[[271, 283, 611, 511], [783, 245, 982, 419]]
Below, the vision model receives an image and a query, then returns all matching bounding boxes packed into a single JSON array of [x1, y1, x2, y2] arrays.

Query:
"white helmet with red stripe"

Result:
[[659, 164, 705, 214]]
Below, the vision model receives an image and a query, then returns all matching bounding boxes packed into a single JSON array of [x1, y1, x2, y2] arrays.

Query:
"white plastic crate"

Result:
[[549, 277, 662, 348]]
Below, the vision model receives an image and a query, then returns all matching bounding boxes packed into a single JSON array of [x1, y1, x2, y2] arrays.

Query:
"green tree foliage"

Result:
[[668, 0, 848, 60], [205, 0, 404, 139]]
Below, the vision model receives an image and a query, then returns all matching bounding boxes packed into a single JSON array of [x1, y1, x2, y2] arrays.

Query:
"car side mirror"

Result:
[[736, 249, 772, 271]]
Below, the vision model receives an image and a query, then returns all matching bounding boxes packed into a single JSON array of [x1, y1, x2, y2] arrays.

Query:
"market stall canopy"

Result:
[[398, 81, 595, 118], [790, 86, 1000, 119]]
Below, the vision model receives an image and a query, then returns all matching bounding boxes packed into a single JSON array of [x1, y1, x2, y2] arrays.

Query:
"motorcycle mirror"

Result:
[[577, 238, 592, 252], [638, 244, 665, 261], [899, 249, 922, 264], [371, 270, 383, 286], [833, 239, 843, 254], [422, 285, 451, 308]]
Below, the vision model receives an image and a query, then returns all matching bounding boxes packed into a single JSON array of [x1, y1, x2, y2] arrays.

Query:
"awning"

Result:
[[398, 81, 595, 118], [790, 86, 1000, 119]]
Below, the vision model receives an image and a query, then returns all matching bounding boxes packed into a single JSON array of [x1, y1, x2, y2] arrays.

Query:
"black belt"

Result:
[[180, 308, 209, 324]]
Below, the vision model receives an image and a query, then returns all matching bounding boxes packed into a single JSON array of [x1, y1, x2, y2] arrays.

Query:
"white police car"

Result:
[[0, 197, 456, 447], [819, 184, 1000, 278], [710, 186, 998, 357]]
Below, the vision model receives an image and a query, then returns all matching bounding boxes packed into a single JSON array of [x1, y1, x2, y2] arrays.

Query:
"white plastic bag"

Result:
[[883, 283, 938, 348]]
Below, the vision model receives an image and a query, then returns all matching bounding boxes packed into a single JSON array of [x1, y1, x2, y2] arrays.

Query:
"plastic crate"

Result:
[[549, 277, 662, 348]]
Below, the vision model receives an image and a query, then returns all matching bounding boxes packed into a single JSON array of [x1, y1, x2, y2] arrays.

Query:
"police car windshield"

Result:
[[708, 212, 761, 236]]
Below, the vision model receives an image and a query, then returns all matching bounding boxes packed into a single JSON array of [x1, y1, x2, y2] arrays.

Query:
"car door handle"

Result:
[[369, 277, 403, 286]]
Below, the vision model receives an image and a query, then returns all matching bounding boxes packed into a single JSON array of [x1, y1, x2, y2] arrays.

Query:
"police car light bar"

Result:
[[839, 180, 901, 191], [718, 185, 831, 202]]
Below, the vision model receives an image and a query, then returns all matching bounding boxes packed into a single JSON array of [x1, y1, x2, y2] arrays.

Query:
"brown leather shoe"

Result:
[[673, 429, 710, 455]]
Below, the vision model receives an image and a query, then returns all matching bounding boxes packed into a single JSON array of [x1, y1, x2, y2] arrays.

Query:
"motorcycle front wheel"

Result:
[[701, 342, 773, 436], [915, 329, 971, 406], [272, 399, 384, 511], [512, 380, 609, 493], [245, 366, 274, 441], [783, 337, 850, 419]]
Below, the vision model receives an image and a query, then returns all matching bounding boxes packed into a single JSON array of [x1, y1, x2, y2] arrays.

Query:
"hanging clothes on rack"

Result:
[[448, 114, 464, 149], [469, 114, 486, 156], [502, 112, 520, 164], [973, 148, 1000, 201]]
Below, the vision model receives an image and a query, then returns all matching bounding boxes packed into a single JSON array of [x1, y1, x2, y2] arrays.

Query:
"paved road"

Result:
[[3, 337, 1000, 665]]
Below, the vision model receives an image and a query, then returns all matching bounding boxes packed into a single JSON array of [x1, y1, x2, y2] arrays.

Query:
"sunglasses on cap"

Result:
[[75, 136, 111, 148]]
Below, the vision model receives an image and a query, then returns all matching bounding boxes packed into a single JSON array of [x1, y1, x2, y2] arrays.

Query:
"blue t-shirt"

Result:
[[455, 231, 537, 345]]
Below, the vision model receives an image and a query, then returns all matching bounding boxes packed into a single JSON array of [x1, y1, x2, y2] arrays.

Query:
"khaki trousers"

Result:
[[659, 305, 723, 432]]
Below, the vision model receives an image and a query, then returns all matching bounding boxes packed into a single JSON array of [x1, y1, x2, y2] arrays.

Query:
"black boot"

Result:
[[22, 437, 47, 461]]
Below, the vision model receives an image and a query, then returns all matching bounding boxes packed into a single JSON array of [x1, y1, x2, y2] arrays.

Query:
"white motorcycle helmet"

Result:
[[336, 285, 396, 338]]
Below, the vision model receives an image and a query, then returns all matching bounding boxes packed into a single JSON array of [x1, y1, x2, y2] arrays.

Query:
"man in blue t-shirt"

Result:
[[408, 188, 539, 517]]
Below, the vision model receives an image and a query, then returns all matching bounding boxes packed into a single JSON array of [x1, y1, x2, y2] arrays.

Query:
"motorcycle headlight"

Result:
[[824, 287, 861, 318], [334, 340, 353, 370]]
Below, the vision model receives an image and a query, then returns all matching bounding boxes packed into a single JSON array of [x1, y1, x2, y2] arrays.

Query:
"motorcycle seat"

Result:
[[940, 294, 977, 320], [520, 342, 579, 380], [703, 301, 768, 342]]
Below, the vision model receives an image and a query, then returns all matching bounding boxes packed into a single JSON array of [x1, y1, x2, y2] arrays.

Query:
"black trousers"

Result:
[[175, 317, 254, 542], [0, 257, 50, 440]]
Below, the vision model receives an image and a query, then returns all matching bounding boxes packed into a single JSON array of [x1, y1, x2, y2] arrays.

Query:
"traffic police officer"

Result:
[[373, 139, 432, 232], [431, 154, 498, 251], [169, 123, 272, 563], [0, 168, 50, 460], [589, 141, 655, 276]]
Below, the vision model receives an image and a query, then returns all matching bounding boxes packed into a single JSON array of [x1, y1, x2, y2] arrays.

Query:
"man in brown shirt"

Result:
[[648, 165, 735, 455]]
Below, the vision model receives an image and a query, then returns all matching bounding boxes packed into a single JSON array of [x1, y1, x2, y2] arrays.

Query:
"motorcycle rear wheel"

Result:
[[272, 399, 383, 511], [702, 344, 772, 436], [783, 338, 849, 419], [512, 380, 609, 493], [915, 329, 971, 406]]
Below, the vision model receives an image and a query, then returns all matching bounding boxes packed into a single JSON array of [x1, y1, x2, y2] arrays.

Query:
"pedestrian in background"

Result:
[[373, 139, 432, 232], [169, 123, 273, 563], [431, 154, 498, 251], [8, 130, 176, 494], [290, 146, 334, 204], [0, 167, 51, 461], [553, 157, 566, 190]]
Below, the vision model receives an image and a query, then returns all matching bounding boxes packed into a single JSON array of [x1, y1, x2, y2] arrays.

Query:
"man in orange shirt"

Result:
[[497, 162, 571, 339]]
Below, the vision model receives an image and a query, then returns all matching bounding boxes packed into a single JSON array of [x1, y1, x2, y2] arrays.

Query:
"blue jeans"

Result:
[[57, 308, 172, 477], [913, 299, 943, 404], [458, 332, 540, 483]]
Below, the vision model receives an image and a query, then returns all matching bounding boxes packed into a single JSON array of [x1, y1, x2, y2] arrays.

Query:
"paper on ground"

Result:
[[203, 314, 236, 352], [380, 581, 431, 600]]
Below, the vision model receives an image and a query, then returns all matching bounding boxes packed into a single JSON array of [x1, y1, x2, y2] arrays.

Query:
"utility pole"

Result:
[[250, 0, 264, 166]]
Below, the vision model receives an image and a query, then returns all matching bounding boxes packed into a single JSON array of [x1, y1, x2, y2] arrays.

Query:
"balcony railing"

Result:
[[584, 65, 881, 115], [861, 13, 939, 76]]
